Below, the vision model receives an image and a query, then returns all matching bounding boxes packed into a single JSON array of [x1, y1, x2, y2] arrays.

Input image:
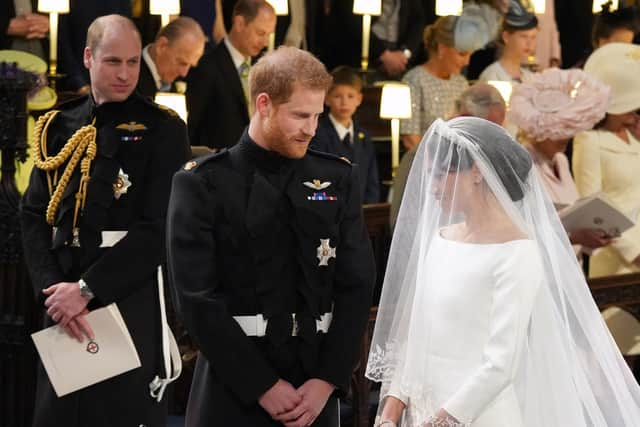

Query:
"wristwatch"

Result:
[[403, 48, 412, 60], [78, 279, 95, 301]]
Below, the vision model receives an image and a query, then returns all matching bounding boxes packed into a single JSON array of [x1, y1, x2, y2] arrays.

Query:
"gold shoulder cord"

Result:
[[32, 111, 98, 243]]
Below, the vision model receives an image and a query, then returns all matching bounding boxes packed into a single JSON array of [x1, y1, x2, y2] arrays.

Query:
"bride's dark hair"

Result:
[[428, 117, 532, 202]]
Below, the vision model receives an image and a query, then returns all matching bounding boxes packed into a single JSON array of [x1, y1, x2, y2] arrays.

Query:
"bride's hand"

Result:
[[378, 395, 406, 425]]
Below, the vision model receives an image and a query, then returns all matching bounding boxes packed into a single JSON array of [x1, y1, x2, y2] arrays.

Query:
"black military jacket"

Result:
[[167, 131, 375, 421], [20, 93, 190, 427]]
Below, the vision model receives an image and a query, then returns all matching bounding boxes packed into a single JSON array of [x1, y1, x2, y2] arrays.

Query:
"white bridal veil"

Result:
[[366, 117, 640, 426]]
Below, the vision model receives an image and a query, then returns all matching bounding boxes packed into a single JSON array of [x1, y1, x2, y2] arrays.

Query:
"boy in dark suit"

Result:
[[311, 66, 380, 204]]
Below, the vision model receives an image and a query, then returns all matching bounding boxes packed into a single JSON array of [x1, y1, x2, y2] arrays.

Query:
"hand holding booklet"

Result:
[[31, 303, 141, 397], [558, 192, 636, 238]]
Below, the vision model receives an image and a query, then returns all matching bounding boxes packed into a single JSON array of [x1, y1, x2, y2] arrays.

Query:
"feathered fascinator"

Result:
[[455, 2, 503, 52], [508, 68, 610, 141]]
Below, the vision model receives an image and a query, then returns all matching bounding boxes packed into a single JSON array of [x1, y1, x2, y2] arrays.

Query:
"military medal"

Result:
[[316, 239, 336, 266], [120, 135, 142, 142], [307, 192, 337, 201], [113, 168, 132, 199], [303, 179, 331, 190]]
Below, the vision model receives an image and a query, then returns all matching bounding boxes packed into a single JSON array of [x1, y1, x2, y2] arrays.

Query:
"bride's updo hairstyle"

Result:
[[428, 116, 532, 201]]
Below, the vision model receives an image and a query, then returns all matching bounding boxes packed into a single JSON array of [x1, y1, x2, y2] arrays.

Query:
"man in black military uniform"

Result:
[[20, 15, 190, 427], [167, 46, 375, 427]]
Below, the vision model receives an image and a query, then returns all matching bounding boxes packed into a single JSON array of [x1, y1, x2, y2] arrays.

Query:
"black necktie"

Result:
[[342, 132, 351, 146]]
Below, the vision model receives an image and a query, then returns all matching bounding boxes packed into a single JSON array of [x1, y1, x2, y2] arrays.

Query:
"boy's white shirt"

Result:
[[328, 113, 354, 144]]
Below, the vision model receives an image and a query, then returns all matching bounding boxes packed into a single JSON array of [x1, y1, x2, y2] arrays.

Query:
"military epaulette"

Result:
[[136, 94, 180, 119], [151, 101, 181, 119], [307, 148, 352, 165], [182, 148, 229, 171], [55, 94, 89, 111]]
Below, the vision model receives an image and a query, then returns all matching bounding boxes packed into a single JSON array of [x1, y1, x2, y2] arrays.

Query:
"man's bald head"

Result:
[[83, 15, 141, 105], [152, 17, 206, 83], [86, 14, 141, 55], [454, 83, 506, 126]]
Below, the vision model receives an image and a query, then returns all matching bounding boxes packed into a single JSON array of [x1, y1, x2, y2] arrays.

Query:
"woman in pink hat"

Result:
[[508, 67, 612, 252]]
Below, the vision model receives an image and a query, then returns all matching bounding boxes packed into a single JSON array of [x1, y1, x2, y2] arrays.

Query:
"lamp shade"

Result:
[[487, 81, 513, 105], [435, 0, 462, 16], [266, 0, 289, 15], [37, 0, 69, 13], [353, 0, 381, 16], [593, 0, 618, 13], [150, 0, 180, 15], [155, 93, 188, 123], [380, 83, 411, 119], [532, 0, 545, 14]]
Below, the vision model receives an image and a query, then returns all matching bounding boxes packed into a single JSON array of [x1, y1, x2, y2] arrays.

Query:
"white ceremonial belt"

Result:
[[99, 231, 128, 247], [233, 312, 333, 337]]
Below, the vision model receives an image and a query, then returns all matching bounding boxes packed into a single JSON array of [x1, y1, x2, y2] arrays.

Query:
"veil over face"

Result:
[[366, 117, 640, 426]]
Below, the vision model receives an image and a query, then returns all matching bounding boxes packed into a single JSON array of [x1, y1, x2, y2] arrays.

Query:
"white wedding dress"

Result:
[[385, 231, 543, 426], [368, 117, 640, 427]]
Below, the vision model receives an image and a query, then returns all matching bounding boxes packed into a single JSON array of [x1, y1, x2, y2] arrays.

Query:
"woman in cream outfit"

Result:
[[574, 43, 640, 278]]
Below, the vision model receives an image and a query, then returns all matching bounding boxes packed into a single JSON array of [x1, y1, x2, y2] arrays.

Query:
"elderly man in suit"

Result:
[[186, 0, 276, 149], [136, 16, 206, 100]]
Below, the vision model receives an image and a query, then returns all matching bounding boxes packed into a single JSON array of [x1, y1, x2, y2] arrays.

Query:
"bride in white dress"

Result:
[[366, 117, 640, 426]]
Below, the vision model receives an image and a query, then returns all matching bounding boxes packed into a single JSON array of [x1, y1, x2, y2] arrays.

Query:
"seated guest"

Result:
[[137, 16, 205, 100], [390, 83, 506, 227], [479, 0, 538, 83], [400, 15, 471, 152], [1, 0, 48, 59], [508, 67, 612, 252], [574, 43, 640, 278], [311, 66, 380, 204], [186, 0, 276, 149], [572, 3, 638, 68]]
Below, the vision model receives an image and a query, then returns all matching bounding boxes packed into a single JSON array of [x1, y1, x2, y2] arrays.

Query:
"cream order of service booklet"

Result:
[[31, 303, 141, 397], [559, 192, 636, 237]]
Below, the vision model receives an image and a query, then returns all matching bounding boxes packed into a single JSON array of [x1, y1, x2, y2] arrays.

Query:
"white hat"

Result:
[[584, 42, 640, 114]]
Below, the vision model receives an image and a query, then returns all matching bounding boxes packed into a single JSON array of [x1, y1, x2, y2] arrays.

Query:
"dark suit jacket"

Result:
[[186, 41, 249, 149], [136, 56, 158, 100], [167, 132, 374, 426], [311, 115, 380, 204]]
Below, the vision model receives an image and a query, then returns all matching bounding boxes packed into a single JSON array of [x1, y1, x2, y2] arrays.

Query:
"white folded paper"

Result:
[[559, 192, 635, 237], [31, 304, 141, 397]]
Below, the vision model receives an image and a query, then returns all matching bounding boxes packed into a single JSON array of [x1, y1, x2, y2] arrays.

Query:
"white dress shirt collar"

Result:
[[224, 37, 250, 70], [142, 45, 162, 90], [328, 114, 354, 143]]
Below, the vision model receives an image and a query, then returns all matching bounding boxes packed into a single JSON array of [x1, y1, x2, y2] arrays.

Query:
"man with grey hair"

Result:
[[21, 14, 190, 427], [137, 16, 206, 99], [454, 82, 507, 126], [390, 83, 506, 227]]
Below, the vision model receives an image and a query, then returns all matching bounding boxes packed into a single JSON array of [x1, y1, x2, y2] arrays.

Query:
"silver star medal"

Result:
[[316, 239, 336, 266], [113, 168, 132, 199]]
